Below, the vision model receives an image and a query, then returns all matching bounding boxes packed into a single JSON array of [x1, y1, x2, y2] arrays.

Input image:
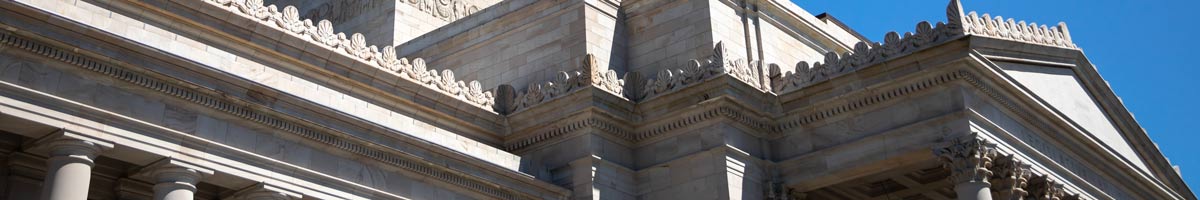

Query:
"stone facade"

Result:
[[0, 0, 1191, 199]]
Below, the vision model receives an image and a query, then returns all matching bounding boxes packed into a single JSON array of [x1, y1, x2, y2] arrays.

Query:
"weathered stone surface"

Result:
[[0, 0, 1189, 199]]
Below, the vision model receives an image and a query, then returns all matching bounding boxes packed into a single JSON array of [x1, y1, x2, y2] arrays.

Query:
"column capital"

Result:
[[133, 158, 215, 190], [1027, 175, 1066, 200], [25, 129, 114, 161], [991, 154, 1033, 200], [228, 182, 302, 200], [935, 132, 999, 185]]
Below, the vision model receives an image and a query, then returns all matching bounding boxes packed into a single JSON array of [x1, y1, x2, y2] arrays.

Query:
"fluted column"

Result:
[[27, 131, 114, 200], [134, 159, 214, 200], [935, 133, 998, 200], [228, 182, 302, 200], [991, 155, 1032, 200]]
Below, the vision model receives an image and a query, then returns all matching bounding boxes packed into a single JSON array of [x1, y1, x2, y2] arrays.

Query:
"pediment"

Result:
[[994, 61, 1149, 172]]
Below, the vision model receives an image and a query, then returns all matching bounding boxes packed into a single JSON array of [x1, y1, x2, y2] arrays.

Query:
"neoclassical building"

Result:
[[0, 0, 1191, 199]]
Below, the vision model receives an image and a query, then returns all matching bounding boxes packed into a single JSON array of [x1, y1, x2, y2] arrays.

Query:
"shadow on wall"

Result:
[[264, 0, 398, 46]]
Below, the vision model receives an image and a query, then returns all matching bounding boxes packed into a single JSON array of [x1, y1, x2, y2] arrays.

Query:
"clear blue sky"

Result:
[[792, 0, 1198, 193]]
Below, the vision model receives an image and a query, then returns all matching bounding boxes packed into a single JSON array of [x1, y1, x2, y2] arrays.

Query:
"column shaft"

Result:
[[153, 182, 196, 200], [955, 182, 993, 200]]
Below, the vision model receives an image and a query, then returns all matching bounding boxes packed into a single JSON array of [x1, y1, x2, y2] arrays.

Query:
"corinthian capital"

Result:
[[935, 133, 999, 185], [992, 154, 1033, 200], [1027, 175, 1066, 200]]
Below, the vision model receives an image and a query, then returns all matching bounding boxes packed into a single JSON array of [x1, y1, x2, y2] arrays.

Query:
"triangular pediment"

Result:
[[995, 62, 1149, 171]]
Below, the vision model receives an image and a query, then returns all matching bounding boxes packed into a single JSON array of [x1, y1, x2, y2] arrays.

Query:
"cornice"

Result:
[[96, 0, 508, 138], [633, 97, 775, 142], [505, 116, 633, 151], [0, 29, 564, 200], [504, 96, 775, 151], [197, 0, 497, 110], [777, 70, 968, 131]]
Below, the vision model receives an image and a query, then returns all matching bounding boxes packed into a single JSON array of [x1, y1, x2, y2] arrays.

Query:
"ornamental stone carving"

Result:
[[300, 0, 480, 24], [272, 6, 306, 34], [992, 154, 1033, 200], [307, 20, 342, 47], [204, 0, 1080, 116], [771, 0, 966, 94], [203, 0, 497, 110], [770, 0, 1076, 95], [963, 13, 1075, 49], [405, 0, 482, 22], [935, 133, 999, 185], [1027, 175, 1067, 200], [635, 42, 762, 100], [495, 54, 625, 114]]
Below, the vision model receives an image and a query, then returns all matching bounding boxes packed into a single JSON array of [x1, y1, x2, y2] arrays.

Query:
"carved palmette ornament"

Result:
[[580, 55, 625, 96], [935, 133, 998, 184], [204, 0, 497, 109], [235, 0, 271, 20], [308, 20, 341, 47], [773, 17, 960, 93], [273, 6, 306, 34], [772, 0, 1077, 94], [344, 33, 377, 61], [377, 46, 402, 72], [504, 54, 630, 113], [963, 12, 1075, 49], [638, 42, 766, 100]]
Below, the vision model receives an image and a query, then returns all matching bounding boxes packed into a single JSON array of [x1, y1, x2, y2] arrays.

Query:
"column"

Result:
[[991, 155, 1032, 200], [228, 182, 302, 200], [134, 158, 214, 200], [27, 131, 114, 200], [935, 133, 998, 200]]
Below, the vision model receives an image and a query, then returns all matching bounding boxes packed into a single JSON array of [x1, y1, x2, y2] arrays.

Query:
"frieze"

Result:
[[203, 0, 496, 109]]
